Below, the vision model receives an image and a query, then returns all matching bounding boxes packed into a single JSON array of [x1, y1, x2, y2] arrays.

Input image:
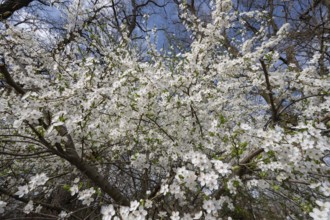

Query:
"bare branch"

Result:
[[0, 0, 34, 21], [260, 59, 278, 122], [0, 63, 25, 95]]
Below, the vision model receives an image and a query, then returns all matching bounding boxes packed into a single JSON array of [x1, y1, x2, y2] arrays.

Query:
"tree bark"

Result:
[[0, 0, 34, 20]]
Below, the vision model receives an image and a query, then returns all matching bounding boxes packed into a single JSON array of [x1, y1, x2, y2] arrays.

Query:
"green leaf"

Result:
[[63, 184, 71, 191]]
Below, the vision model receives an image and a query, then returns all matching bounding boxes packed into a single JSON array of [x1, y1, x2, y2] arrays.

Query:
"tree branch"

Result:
[[260, 59, 277, 122], [28, 123, 130, 206], [0, 63, 25, 95], [277, 94, 328, 117], [0, 0, 34, 21], [0, 186, 81, 220], [238, 148, 264, 177]]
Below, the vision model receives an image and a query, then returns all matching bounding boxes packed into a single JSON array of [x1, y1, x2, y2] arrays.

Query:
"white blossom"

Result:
[[130, 200, 140, 211], [58, 211, 68, 219], [23, 201, 34, 214], [15, 185, 29, 198], [29, 173, 49, 190], [70, 184, 79, 196], [170, 211, 180, 220], [309, 200, 330, 220], [78, 188, 95, 206], [0, 201, 7, 214], [101, 204, 116, 220]]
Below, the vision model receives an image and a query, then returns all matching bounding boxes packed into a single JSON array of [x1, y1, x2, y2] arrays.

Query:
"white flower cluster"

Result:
[[175, 167, 198, 191], [101, 204, 115, 220], [227, 177, 242, 195], [23, 200, 33, 214], [131, 153, 148, 170], [70, 184, 79, 196], [100, 201, 147, 220], [13, 110, 43, 128], [212, 160, 232, 176], [0, 201, 7, 214], [0, 0, 329, 218], [310, 200, 330, 220], [199, 171, 219, 192], [171, 151, 233, 198], [78, 188, 95, 205], [29, 173, 49, 190], [15, 173, 49, 198]]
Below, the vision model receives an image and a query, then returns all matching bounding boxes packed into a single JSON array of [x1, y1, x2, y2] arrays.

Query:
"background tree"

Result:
[[0, 0, 329, 219]]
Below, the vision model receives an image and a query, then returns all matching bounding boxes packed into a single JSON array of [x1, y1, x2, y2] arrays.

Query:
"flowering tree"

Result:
[[0, 0, 329, 219]]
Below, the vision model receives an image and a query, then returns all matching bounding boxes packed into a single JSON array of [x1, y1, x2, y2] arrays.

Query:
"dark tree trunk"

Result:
[[0, 0, 34, 20]]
